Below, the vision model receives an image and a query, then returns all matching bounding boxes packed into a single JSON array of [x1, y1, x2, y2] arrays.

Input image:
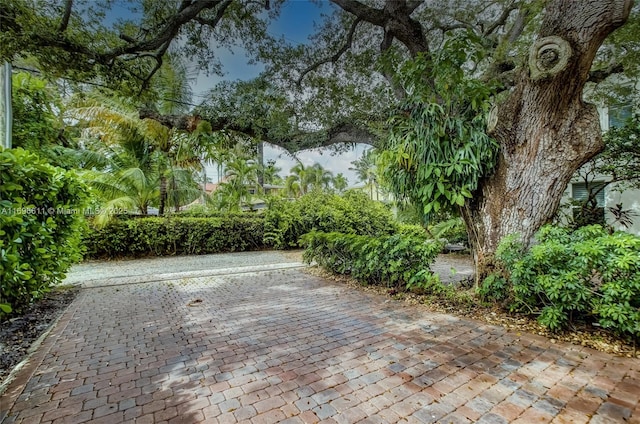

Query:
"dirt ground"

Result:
[[0, 288, 79, 384]]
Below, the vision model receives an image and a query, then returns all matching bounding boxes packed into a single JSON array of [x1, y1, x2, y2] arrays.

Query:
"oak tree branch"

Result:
[[297, 17, 362, 85]]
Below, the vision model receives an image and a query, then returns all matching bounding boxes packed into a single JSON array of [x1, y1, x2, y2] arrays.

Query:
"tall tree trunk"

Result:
[[257, 141, 264, 188], [462, 0, 632, 277], [159, 174, 167, 216]]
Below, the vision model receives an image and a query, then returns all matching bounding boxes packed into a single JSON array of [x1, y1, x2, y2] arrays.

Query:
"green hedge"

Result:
[[84, 216, 265, 258], [1, 148, 88, 316], [479, 225, 640, 340], [264, 191, 397, 249], [84, 192, 398, 259], [301, 231, 442, 291], [173, 205, 258, 219]]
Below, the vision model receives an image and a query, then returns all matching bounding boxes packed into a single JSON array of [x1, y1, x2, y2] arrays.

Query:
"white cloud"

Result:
[[264, 143, 370, 186]]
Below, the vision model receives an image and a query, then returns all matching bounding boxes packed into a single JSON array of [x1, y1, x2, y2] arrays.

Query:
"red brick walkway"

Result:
[[1, 269, 638, 423]]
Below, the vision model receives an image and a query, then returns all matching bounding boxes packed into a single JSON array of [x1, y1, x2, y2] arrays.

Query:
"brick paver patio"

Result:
[[1, 268, 639, 423]]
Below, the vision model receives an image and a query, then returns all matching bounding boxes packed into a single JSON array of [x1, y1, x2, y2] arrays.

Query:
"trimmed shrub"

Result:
[[301, 231, 442, 291], [174, 205, 258, 219], [83, 216, 265, 259], [480, 225, 640, 340], [264, 191, 397, 249], [397, 223, 429, 238], [0, 148, 88, 316]]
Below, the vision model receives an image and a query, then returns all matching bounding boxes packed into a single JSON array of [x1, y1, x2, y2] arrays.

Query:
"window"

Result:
[[572, 182, 605, 206], [608, 103, 633, 129], [571, 182, 606, 225]]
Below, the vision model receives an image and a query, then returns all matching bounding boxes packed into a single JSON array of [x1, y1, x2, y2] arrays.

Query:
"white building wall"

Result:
[[606, 183, 640, 235], [562, 80, 640, 234]]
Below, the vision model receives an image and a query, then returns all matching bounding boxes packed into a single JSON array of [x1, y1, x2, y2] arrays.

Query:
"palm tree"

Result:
[[154, 127, 206, 215], [263, 159, 283, 185], [153, 54, 193, 116], [290, 162, 311, 195], [332, 173, 348, 193], [79, 135, 160, 225], [307, 163, 334, 192], [350, 149, 379, 200], [73, 92, 203, 215], [148, 59, 206, 213], [74, 54, 205, 215], [284, 175, 302, 198], [166, 167, 202, 212], [213, 152, 261, 211]]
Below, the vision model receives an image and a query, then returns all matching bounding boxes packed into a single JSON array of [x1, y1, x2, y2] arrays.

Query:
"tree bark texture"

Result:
[[462, 0, 633, 275], [159, 174, 168, 216]]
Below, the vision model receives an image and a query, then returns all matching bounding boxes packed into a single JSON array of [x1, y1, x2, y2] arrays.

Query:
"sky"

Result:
[[193, 1, 371, 185]]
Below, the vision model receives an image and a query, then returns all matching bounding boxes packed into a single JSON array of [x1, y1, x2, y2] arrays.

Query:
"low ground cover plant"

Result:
[[479, 225, 640, 341]]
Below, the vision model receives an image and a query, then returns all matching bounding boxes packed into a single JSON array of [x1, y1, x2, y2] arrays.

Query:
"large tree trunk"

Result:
[[462, 0, 632, 276]]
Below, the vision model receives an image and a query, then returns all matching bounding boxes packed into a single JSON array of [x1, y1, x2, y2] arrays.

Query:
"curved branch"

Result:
[[3, 0, 235, 86], [297, 17, 362, 85], [588, 62, 624, 83], [329, 0, 430, 99], [331, 0, 429, 56], [193, 0, 233, 28], [382, 1, 428, 56], [483, 1, 520, 36], [119, 33, 137, 43], [140, 109, 378, 152], [406, 0, 424, 14], [58, 0, 73, 33], [106, 0, 229, 59], [380, 31, 394, 51], [330, 0, 386, 26], [435, 21, 473, 33], [324, 122, 377, 146], [138, 41, 172, 93], [139, 109, 204, 132]]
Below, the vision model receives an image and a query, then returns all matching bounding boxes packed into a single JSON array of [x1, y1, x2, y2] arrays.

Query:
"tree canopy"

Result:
[[3, 0, 638, 267], [4, 1, 637, 152]]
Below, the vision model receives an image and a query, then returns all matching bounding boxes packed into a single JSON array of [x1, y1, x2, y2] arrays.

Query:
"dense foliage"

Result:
[[11, 72, 83, 169], [0, 148, 88, 316], [598, 114, 640, 190], [74, 93, 205, 220], [379, 37, 499, 216], [479, 225, 640, 340], [175, 206, 256, 219], [83, 216, 265, 259], [12, 73, 62, 153], [302, 231, 442, 291], [3, 0, 638, 265], [263, 191, 397, 249]]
